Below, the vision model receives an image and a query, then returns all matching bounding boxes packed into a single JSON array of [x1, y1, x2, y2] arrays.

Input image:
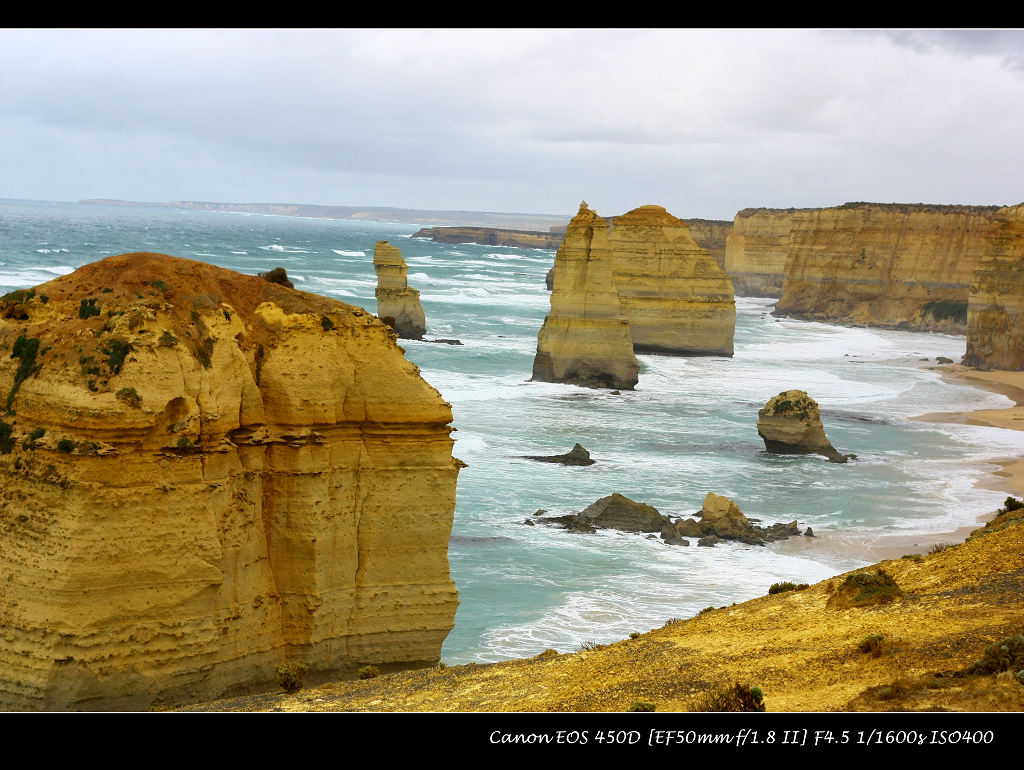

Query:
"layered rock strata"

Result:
[[0, 252, 461, 711], [682, 218, 733, 271], [609, 206, 735, 356], [374, 241, 426, 340], [757, 390, 847, 463], [963, 203, 1024, 370], [532, 203, 639, 390], [775, 203, 1000, 332], [724, 208, 814, 296]]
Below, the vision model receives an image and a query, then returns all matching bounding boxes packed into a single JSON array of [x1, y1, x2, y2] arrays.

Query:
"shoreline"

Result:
[[864, 363, 1024, 562]]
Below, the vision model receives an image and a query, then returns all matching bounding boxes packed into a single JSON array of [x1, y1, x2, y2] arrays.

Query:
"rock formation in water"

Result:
[[0, 252, 461, 710], [724, 208, 814, 297], [609, 205, 735, 356], [963, 203, 1024, 371], [774, 203, 1000, 332], [374, 241, 426, 340], [412, 227, 563, 250], [522, 443, 595, 466], [757, 390, 847, 463], [532, 203, 640, 389]]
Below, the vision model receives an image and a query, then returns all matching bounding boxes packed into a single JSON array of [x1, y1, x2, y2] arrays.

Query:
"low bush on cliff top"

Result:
[[689, 683, 765, 712], [858, 634, 887, 658], [827, 568, 902, 609], [965, 634, 1024, 676], [1002, 497, 1024, 513], [768, 581, 809, 595], [358, 665, 380, 680]]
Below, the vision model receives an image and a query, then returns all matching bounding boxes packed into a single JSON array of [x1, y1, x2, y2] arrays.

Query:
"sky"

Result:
[[2, 28, 1022, 221]]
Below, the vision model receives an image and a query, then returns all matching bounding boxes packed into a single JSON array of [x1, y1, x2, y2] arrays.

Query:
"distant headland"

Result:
[[79, 199, 570, 232]]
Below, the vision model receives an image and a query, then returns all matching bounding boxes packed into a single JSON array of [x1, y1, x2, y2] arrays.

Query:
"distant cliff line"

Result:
[[79, 199, 571, 232]]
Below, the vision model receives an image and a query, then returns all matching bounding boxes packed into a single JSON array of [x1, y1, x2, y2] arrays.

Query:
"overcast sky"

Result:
[[2, 28, 1022, 221]]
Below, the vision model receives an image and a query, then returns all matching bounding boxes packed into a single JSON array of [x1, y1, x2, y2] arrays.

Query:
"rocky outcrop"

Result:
[[609, 206, 735, 356], [374, 241, 426, 340], [724, 208, 814, 296], [532, 203, 640, 390], [522, 443, 595, 466], [775, 203, 1000, 332], [757, 390, 847, 463], [412, 227, 562, 250], [682, 218, 733, 271], [0, 252, 461, 711], [963, 203, 1024, 370]]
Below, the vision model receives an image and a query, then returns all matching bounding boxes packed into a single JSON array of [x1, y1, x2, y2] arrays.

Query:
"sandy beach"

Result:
[[857, 363, 1024, 562]]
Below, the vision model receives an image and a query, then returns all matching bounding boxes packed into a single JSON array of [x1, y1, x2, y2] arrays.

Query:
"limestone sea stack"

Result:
[[0, 253, 461, 710], [374, 240, 426, 340], [609, 205, 735, 356], [757, 390, 847, 463], [775, 203, 1000, 332], [532, 202, 640, 390], [963, 203, 1024, 370]]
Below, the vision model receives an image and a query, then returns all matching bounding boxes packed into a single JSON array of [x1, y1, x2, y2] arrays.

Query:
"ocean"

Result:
[[3, 198, 1022, 664]]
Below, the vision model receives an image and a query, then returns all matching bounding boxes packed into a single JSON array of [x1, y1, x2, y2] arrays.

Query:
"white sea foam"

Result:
[[332, 249, 365, 257]]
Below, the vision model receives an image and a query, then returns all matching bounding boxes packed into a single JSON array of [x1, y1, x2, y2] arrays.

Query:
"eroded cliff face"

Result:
[[374, 241, 426, 340], [774, 203, 1000, 332], [724, 208, 813, 296], [0, 253, 461, 710], [964, 203, 1024, 370], [610, 206, 735, 356], [532, 203, 639, 389], [682, 218, 732, 271]]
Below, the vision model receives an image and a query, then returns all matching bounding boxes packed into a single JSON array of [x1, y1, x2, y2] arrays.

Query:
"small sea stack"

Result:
[[757, 390, 848, 463], [374, 240, 426, 340]]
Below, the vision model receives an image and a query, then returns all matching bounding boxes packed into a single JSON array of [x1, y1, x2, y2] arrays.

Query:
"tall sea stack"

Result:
[[610, 205, 735, 356], [374, 240, 426, 340], [0, 253, 461, 710], [532, 202, 640, 390]]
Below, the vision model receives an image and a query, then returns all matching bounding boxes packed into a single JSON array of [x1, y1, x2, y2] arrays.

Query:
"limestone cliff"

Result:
[[682, 218, 732, 271], [412, 227, 562, 250], [0, 253, 461, 710], [757, 390, 847, 463], [609, 206, 735, 356], [775, 203, 1000, 332], [963, 204, 1024, 371], [532, 203, 639, 389], [374, 241, 426, 340], [724, 208, 816, 297]]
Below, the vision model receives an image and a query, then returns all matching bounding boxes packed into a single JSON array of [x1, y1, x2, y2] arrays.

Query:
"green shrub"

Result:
[[57, 438, 75, 454], [629, 632, 640, 639], [158, 330, 178, 347], [22, 427, 44, 450], [768, 581, 808, 595], [116, 387, 142, 407], [965, 634, 1024, 676], [275, 661, 309, 692], [1002, 497, 1024, 513], [0, 421, 13, 454], [79, 298, 101, 319], [627, 701, 656, 712], [689, 683, 765, 712], [698, 606, 716, 615], [836, 569, 902, 606], [859, 634, 887, 657], [176, 436, 192, 449], [922, 300, 968, 324], [321, 315, 335, 331], [901, 554, 923, 563], [2, 288, 35, 304], [358, 665, 380, 680], [101, 339, 132, 375], [7, 333, 42, 410], [663, 617, 683, 627]]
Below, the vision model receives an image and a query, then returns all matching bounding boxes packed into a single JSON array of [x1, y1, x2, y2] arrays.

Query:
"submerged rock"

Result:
[[757, 390, 849, 463], [522, 442, 595, 466]]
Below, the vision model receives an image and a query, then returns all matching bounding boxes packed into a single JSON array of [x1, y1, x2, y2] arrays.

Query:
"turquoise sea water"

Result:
[[3, 199, 1022, 664]]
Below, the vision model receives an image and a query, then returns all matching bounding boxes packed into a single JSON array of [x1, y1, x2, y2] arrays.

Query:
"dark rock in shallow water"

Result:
[[576, 493, 667, 532], [522, 519, 535, 526], [936, 356, 954, 364], [698, 535, 721, 547], [804, 527, 815, 537], [522, 443, 596, 466], [427, 338, 463, 345]]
